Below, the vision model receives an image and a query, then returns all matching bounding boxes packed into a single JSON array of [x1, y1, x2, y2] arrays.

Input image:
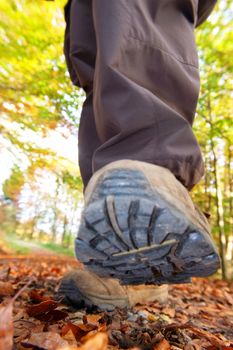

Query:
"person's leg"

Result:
[[60, 0, 220, 305], [64, 0, 101, 188], [196, 0, 217, 27], [65, 0, 217, 191], [90, 0, 204, 191], [62, 0, 170, 308]]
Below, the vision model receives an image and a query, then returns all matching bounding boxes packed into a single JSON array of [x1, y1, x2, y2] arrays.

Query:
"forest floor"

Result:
[[0, 254, 232, 350]]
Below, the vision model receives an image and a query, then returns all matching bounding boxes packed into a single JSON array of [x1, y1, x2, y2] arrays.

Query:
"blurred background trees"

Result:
[[0, 0, 232, 278], [193, 0, 233, 279]]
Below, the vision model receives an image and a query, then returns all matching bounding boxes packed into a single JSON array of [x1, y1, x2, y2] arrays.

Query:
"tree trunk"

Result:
[[61, 216, 68, 247], [225, 143, 233, 279], [207, 98, 227, 279], [51, 177, 60, 243]]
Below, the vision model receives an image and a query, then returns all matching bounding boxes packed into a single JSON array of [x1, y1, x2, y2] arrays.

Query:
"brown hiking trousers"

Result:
[[64, 0, 216, 190]]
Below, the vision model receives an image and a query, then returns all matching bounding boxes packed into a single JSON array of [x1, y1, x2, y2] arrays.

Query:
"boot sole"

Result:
[[76, 169, 220, 285]]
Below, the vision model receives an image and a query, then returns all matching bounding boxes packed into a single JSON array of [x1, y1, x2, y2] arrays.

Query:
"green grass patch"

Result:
[[3, 234, 32, 255], [1, 233, 74, 257], [39, 242, 74, 256]]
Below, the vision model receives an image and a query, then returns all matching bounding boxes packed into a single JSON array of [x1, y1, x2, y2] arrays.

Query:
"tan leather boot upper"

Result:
[[59, 269, 168, 311]]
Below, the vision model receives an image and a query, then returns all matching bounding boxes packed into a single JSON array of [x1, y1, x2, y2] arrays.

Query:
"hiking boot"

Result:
[[75, 160, 220, 285], [58, 269, 168, 311]]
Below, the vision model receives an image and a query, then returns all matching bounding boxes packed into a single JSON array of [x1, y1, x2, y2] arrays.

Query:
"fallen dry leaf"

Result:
[[186, 326, 232, 348], [22, 331, 69, 350], [162, 306, 176, 318], [0, 279, 34, 350], [36, 308, 68, 322], [77, 332, 108, 350], [0, 281, 14, 297], [0, 301, 13, 350], [26, 299, 58, 317], [62, 329, 77, 345], [61, 321, 98, 343], [83, 314, 103, 326], [153, 338, 171, 350], [184, 343, 201, 350], [78, 323, 98, 332], [61, 322, 82, 340], [223, 291, 233, 306], [29, 289, 51, 303], [80, 329, 99, 343], [0, 267, 10, 280]]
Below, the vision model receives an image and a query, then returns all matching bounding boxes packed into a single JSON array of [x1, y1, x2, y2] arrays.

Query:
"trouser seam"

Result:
[[124, 35, 198, 69]]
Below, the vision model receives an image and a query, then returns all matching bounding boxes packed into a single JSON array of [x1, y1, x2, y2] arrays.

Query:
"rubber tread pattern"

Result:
[[75, 169, 220, 285]]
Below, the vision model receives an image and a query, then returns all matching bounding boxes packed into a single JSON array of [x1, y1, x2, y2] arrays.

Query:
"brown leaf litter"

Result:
[[0, 254, 232, 350]]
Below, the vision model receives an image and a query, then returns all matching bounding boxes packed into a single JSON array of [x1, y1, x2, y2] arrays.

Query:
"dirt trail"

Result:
[[7, 237, 55, 255]]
